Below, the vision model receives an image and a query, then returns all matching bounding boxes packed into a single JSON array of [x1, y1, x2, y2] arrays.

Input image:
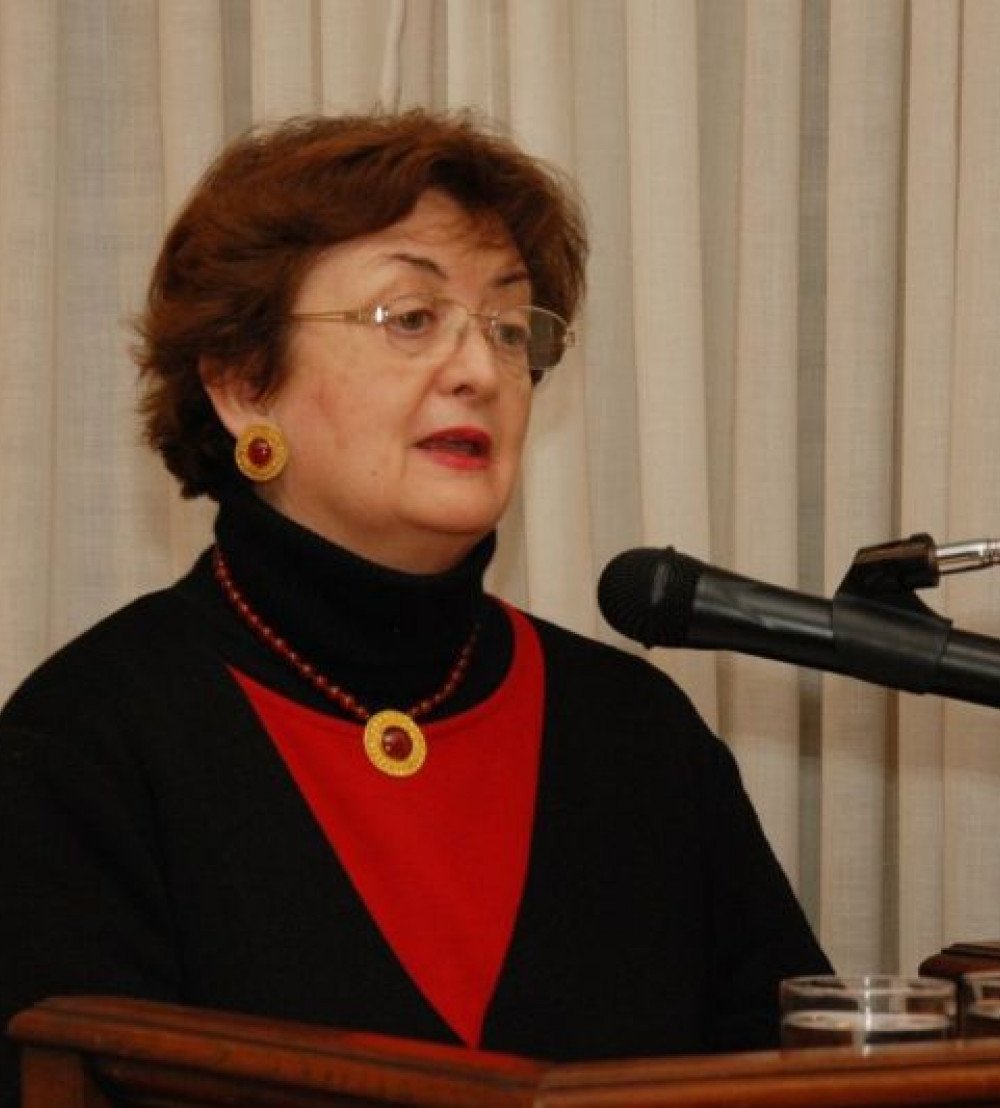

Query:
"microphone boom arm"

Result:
[[682, 562, 1000, 708]]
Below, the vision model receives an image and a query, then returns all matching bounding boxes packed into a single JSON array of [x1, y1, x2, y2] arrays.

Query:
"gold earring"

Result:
[[234, 423, 288, 483]]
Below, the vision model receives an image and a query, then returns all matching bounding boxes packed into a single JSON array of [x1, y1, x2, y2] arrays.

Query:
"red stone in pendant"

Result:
[[381, 726, 413, 761], [247, 437, 273, 467]]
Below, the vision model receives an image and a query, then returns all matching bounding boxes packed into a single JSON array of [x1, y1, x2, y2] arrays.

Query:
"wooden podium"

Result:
[[13, 994, 1000, 1107]]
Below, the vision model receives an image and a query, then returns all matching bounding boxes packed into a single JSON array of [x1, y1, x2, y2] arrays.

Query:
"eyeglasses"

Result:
[[290, 293, 575, 383]]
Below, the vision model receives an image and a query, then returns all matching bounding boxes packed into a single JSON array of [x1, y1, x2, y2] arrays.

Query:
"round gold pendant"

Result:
[[363, 710, 427, 777]]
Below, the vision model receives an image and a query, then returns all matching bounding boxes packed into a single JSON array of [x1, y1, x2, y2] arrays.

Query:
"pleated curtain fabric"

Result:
[[2, 0, 1000, 979]]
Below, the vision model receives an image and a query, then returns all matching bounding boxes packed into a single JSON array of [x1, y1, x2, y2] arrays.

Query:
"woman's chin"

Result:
[[405, 488, 507, 537]]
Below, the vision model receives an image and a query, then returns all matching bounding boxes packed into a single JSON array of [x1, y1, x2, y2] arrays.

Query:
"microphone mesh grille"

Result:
[[597, 547, 701, 647]]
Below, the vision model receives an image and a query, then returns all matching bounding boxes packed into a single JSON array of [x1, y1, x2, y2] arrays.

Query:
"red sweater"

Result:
[[231, 605, 544, 1045]]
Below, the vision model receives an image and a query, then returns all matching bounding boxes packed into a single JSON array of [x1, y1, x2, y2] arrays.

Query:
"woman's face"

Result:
[[209, 191, 534, 573]]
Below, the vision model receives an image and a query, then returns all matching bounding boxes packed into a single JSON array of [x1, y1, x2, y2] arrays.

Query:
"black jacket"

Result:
[[0, 498, 830, 1104]]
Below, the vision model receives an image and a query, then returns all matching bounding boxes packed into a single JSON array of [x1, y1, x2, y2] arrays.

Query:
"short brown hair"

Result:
[[135, 109, 589, 499]]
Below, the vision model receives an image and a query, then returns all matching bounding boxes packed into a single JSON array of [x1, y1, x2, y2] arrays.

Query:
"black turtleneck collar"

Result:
[[209, 482, 510, 714]]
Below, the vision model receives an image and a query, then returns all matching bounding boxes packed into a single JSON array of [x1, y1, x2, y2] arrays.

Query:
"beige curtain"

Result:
[[2, 0, 999, 978]]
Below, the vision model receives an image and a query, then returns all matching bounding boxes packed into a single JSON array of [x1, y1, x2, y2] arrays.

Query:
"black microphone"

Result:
[[597, 545, 1000, 709]]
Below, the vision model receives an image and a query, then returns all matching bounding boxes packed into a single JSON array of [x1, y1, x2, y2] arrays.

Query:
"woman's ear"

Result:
[[199, 356, 266, 439], [200, 357, 289, 484]]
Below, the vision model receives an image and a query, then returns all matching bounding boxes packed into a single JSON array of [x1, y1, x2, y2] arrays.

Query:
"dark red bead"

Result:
[[381, 727, 413, 761], [247, 437, 273, 467]]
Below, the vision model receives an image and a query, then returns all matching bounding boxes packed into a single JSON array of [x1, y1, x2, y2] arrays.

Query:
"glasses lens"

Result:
[[524, 308, 568, 373], [491, 307, 568, 376], [379, 295, 570, 379], [381, 295, 443, 349], [491, 310, 532, 362]]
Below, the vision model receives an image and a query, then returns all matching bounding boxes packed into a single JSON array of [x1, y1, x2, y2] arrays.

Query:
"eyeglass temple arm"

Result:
[[287, 309, 372, 323]]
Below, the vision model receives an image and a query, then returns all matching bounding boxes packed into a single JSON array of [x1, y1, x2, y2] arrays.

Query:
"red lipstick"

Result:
[[416, 427, 492, 469]]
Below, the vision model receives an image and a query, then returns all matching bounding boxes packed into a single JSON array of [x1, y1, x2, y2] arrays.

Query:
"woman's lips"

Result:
[[416, 427, 492, 469]]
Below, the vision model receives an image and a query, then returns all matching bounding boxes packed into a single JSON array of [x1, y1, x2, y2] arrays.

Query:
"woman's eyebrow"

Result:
[[494, 269, 530, 290], [381, 253, 530, 290], [385, 252, 447, 279]]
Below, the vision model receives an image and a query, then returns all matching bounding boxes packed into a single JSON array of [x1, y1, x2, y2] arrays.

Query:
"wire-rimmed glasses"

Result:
[[290, 293, 574, 383]]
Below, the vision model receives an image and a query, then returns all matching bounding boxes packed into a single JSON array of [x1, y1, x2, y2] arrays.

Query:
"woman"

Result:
[[0, 110, 830, 1102]]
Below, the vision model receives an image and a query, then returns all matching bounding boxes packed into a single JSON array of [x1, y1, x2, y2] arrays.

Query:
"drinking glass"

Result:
[[961, 971, 1000, 1038], [780, 975, 955, 1049]]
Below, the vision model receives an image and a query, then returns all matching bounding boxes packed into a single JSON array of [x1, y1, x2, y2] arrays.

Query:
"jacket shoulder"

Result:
[[1, 584, 209, 732], [526, 609, 697, 703], [517, 608, 722, 754]]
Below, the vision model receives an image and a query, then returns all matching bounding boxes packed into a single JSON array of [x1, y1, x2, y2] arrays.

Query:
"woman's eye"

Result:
[[494, 321, 530, 350], [388, 307, 437, 335]]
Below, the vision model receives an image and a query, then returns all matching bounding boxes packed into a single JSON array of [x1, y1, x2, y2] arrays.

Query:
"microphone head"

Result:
[[597, 546, 704, 648]]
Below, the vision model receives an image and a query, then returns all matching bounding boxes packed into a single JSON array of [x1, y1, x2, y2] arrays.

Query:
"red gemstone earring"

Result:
[[234, 423, 289, 483]]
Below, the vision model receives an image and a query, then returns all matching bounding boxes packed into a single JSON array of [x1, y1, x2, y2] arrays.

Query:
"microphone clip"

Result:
[[832, 534, 951, 694]]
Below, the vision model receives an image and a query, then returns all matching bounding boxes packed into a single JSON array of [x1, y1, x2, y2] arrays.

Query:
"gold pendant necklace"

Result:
[[363, 710, 427, 776], [212, 546, 479, 777]]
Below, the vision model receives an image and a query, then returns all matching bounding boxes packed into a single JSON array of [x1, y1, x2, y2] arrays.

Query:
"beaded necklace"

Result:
[[212, 546, 479, 777]]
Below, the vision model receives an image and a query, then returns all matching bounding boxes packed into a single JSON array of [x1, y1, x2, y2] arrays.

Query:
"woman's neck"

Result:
[[213, 483, 498, 710]]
